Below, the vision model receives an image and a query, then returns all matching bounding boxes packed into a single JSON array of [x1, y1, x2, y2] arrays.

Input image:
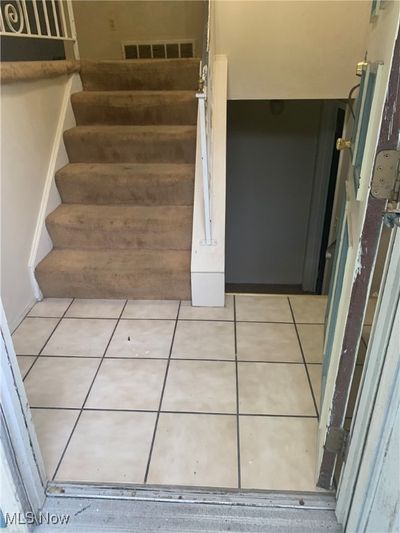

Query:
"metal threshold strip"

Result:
[[47, 481, 336, 510], [38, 483, 341, 532]]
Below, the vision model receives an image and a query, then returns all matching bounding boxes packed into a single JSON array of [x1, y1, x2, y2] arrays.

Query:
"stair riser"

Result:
[[36, 270, 191, 300], [35, 250, 191, 300], [64, 130, 196, 164], [72, 95, 197, 126], [56, 173, 194, 205], [46, 215, 192, 251], [80, 60, 200, 91]]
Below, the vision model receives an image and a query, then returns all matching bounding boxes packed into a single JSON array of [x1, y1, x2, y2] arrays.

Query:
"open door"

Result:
[[317, 5, 399, 490]]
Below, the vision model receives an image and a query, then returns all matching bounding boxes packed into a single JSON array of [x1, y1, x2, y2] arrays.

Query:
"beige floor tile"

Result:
[[162, 360, 236, 413], [297, 324, 325, 363], [28, 298, 73, 318], [357, 339, 367, 365], [106, 319, 175, 358], [12, 318, 59, 355], [238, 363, 315, 416], [240, 416, 318, 491], [31, 408, 79, 479], [307, 364, 322, 409], [17, 356, 36, 378], [236, 295, 292, 323], [179, 295, 234, 321], [237, 322, 302, 362], [122, 300, 179, 319], [289, 295, 328, 324], [172, 321, 235, 359], [66, 299, 125, 319], [42, 318, 117, 357], [365, 297, 377, 325], [55, 411, 156, 483], [147, 413, 238, 488], [347, 365, 363, 418], [86, 359, 167, 410], [24, 357, 99, 408], [308, 363, 363, 418], [362, 325, 372, 344]]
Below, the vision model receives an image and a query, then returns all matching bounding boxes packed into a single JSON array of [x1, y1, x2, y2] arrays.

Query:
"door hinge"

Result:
[[371, 150, 400, 201], [325, 426, 349, 459]]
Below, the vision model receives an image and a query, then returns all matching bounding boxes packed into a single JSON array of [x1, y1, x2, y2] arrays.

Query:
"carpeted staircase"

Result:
[[36, 59, 199, 299]]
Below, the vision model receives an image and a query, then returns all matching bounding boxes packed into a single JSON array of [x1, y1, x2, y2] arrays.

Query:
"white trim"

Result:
[[191, 272, 225, 307], [191, 55, 227, 306], [1, 301, 46, 513], [317, 59, 388, 481], [27, 72, 82, 301], [337, 228, 400, 529]]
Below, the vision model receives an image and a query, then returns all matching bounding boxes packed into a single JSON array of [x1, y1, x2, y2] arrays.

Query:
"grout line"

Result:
[[21, 315, 325, 326], [29, 405, 319, 418], [19, 354, 336, 365], [143, 301, 181, 484], [233, 296, 241, 489], [22, 299, 76, 382], [51, 299, 128, 481], [287, 297, 320, 419]]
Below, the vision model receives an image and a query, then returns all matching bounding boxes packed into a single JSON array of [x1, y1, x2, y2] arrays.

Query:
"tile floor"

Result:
[[12, 294, 374, 491]]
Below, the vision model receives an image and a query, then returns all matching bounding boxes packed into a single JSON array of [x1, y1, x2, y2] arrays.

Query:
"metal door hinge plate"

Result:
[[325, 426, 349, 458], [371, 150, 400, 200]]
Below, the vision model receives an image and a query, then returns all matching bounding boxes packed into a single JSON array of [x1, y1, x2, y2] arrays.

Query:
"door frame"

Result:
[[317, 13, 399, 488], [336, 227, 400, 530], [302, 100, 345, 293], [1, 302, 46, 515]]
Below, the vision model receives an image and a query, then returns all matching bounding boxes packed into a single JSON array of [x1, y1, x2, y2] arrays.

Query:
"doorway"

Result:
[[225, 99, 344, 295]]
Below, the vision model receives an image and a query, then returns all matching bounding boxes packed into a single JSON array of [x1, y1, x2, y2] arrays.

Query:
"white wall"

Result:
[[214, 0, 371, 100], [1, 77, 68, 331], [73, 0, 206, 60]]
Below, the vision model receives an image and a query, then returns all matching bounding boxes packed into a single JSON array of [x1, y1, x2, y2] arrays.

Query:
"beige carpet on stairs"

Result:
[[36, 59, 200, 299]]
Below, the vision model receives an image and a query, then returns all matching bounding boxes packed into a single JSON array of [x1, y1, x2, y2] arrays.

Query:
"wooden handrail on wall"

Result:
[[0, 60, 79, 84]]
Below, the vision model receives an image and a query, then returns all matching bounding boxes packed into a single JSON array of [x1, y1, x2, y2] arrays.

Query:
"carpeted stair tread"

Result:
[[46, 204, 192, 250], [56, 163, 195, 205], [71, 91, 197, 125], [36, 59, 197, 300], [35, 248, 191, 299], [80, 59, 200, 91], [64, 125, 196, 163]]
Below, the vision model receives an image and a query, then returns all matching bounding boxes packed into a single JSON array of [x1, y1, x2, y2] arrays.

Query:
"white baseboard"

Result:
[[27, 73, 82, 299]]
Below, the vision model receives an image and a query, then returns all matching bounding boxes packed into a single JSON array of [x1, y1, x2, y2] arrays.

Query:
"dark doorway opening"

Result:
[[225, 99, 344, 295]]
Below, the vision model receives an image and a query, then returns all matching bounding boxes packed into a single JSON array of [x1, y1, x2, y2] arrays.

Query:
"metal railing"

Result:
[[0, 0, 79, 58], [196, 0, 214, 245]]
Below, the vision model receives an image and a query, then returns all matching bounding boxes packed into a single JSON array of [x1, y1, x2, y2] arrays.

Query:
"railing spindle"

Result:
[[58, 0, 68, 38], [51, 0, 60, 36], [42, 0, 51, 36], [20, 0, 31, 34], [32, 0, 42, 35]]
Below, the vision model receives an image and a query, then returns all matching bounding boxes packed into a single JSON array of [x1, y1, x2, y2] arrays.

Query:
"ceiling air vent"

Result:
[[122, 40, 194, 60]]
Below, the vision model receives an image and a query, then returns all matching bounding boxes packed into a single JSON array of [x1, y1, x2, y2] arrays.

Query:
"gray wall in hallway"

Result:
[[226, 100, 323, 286]]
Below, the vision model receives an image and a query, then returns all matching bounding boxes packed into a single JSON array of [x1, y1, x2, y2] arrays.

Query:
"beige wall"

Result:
[[214, 0, 371, 99], [73, 0, 206, 60], [1, 77, 68, 331]]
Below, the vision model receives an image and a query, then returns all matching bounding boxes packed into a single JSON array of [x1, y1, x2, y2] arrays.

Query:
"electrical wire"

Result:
[[348, 84, 360, 119]]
